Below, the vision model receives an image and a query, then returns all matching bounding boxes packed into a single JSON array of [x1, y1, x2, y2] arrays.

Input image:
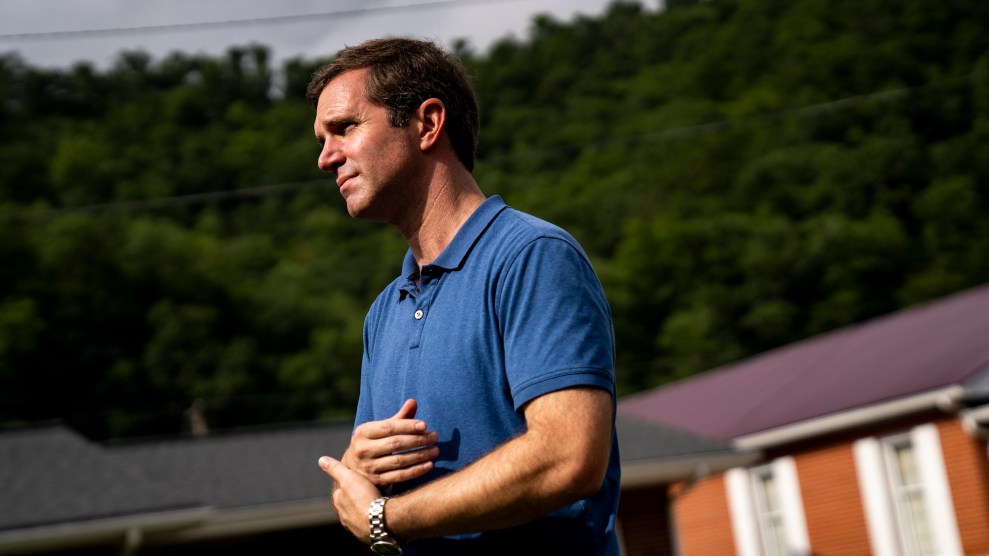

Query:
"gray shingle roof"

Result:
[[0, 424, 202, 532], [109, 421, 354, 510], [621, 283, 989, 441], [615, 414, 731, 462], [1, 414, 734, 534]]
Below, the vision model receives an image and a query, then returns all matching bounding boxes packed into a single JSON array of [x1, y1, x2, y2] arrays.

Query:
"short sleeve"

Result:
[[496, 237, 615, 409]]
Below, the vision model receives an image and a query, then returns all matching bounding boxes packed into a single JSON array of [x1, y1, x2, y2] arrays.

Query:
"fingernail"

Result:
[[414, 421, 426, 431], [318, 456, 331, 469]]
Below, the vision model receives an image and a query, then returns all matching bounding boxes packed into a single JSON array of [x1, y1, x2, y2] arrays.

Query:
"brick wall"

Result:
[[669, 475, 735, 555], [936, 419, 989, 555], [793, 441, 871, 555]]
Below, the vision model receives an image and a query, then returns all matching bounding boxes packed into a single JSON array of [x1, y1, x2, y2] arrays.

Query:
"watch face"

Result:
[[371, 540, 403, 555]]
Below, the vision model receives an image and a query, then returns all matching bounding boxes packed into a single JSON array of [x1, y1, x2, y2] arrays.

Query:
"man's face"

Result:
[[313, 68, 421, 223]]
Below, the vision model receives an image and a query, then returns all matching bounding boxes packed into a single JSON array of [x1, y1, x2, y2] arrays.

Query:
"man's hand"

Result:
[[319, 455, 380, 542], [321, 388, 613, 545], [343, 398, 439, 487]]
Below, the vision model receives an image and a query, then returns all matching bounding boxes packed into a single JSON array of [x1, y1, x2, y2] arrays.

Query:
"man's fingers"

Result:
[[373, 398, 424, 436], [392, 398, 418, 420], [318, 456, 351, 482], [383, 445, 440, 471], [376, 460, 435, 485]]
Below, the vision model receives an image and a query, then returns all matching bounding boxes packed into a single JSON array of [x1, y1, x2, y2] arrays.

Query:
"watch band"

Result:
[[368, 497, 402, 555]]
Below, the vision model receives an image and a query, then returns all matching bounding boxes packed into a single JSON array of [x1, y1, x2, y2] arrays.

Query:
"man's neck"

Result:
[[401, 170, 485, 269]]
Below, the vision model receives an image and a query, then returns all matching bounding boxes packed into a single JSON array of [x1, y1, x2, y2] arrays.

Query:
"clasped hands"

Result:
[[318, 399, 439, 541]]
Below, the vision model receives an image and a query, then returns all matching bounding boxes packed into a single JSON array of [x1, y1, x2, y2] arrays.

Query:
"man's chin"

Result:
[[345, 200, 381, 222], [342, 194, 365, 219]]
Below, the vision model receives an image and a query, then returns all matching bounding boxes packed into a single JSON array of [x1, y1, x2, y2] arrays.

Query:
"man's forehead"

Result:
[[315, 68, 369, 114]]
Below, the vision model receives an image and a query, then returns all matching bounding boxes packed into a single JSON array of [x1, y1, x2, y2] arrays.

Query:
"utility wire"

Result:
[[0, 70, 982, 222], [0, 179, 333, 221], [478, 73, 978, 165], [0, 0, 528, 41]]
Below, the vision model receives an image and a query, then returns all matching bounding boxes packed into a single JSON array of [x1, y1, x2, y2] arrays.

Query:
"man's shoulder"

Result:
[[490, 206, 584, 253], [497, 206, 568, 237]]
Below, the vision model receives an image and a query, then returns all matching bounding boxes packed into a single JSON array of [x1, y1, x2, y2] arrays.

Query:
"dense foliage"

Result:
[[2, 0, 988, 439]]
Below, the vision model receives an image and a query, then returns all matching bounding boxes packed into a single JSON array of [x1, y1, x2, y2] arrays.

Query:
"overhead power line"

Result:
[[0, 70, 982, 223], [478, 71, 982, 164], [0, 0, 527, 42], [0, 179, 333, 221]]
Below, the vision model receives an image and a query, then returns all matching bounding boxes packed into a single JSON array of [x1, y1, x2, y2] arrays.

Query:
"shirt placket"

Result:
[[409, 266, 441, 349]]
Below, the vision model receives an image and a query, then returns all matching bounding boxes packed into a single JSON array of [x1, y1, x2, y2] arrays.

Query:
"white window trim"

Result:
[[726, 457, 810, 556], [854, 424, 964, 556], [774, 456, 811, 553], [912, 424, 964, 556], [855, 436, 900, 556], [727, 467, 761, 556]]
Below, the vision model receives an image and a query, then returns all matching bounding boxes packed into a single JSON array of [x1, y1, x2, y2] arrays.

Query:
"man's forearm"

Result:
[[384, 387, 612, 542]]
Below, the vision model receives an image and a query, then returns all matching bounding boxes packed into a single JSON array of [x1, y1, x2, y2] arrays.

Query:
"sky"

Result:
[[0, 0, 659, 70]]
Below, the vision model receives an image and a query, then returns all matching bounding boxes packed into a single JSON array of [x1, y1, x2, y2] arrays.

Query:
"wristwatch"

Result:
[[369, 497, 403, 555]]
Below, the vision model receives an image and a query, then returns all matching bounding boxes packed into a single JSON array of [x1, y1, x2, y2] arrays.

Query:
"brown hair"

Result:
[[307, 38, 480, 172]]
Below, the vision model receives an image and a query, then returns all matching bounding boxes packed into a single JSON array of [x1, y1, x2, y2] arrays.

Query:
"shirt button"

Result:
[[414, 309, 424, 320]]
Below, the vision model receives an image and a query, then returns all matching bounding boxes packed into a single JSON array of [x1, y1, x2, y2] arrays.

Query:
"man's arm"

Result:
[[321, 386, 613, 543]]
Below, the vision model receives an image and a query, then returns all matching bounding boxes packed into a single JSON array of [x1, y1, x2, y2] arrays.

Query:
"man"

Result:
[[309, 38, 620, 555]]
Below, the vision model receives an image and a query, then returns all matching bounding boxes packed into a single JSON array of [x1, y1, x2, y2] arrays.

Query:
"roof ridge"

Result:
[[104, 417, 355, 448]]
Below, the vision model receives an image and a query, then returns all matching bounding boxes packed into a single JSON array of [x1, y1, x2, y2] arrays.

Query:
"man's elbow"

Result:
[[557, 451, 610, 501]]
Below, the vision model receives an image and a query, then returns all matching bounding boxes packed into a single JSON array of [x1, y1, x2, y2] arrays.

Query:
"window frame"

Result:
[[880, 432, 936, 556], [726, 456, 810, 556], [749, 463, 789, 556], [854, 424, 963, 556]]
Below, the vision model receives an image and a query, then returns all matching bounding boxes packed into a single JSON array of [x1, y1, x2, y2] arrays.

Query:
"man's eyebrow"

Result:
[[318, 117, 355, 133], [315, 117, 344, 144]]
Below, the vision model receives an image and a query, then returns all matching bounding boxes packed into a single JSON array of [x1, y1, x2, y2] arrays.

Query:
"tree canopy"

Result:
[[2, 0, 988, 439]]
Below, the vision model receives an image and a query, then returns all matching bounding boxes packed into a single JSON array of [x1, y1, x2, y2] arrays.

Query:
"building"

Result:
[[0, 415, 749, 555], [621, 283, 989, 555]]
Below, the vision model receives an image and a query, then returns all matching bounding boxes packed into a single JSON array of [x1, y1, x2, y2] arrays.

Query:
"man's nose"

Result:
[[317, 142, 344, 173]]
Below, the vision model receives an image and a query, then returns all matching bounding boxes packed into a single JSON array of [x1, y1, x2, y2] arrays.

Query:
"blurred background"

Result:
[[1, 0, 987, 443]]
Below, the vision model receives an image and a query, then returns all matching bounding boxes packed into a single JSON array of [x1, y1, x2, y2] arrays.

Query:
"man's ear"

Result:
[[417, 98, 446, 153]]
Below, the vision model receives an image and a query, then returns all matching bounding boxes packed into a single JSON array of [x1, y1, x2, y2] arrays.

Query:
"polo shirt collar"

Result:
[[399, 195, 508, 286]]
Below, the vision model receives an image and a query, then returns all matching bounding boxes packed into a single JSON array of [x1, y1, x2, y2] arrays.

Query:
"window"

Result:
[[854, 424, 963, 556], [727, 457, 809, 556], [882, 434, 936, 555], [751, 465, 789, 556]]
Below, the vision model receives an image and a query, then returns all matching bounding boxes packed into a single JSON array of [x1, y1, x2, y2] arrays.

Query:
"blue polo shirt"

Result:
[[356, 195, 620, 555]]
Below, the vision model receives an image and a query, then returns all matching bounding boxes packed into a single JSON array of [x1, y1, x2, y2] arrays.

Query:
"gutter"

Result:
[[621, 449, 763, 488], [0, 499, 339, 553], [157, 499, 337, 543], [734, 385, 968, 450], [961, 403, 989, 438], [0, 506, 212, 555]]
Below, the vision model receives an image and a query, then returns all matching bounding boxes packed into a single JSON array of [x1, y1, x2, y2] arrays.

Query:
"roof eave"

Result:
[[620, 449, 763, 488], [154, 499, 338, 544], [734, 384, 968, 450], [0, 507, 212, 554], [960, 402, 989, 437], [0, 500, 340, 553]]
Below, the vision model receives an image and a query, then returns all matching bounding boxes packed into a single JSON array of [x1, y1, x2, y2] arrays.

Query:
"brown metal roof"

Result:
[[619, 283, 989, 441]]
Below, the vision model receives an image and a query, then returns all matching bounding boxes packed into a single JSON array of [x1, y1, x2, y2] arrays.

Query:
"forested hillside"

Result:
[[2, 0, 988, 439]]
